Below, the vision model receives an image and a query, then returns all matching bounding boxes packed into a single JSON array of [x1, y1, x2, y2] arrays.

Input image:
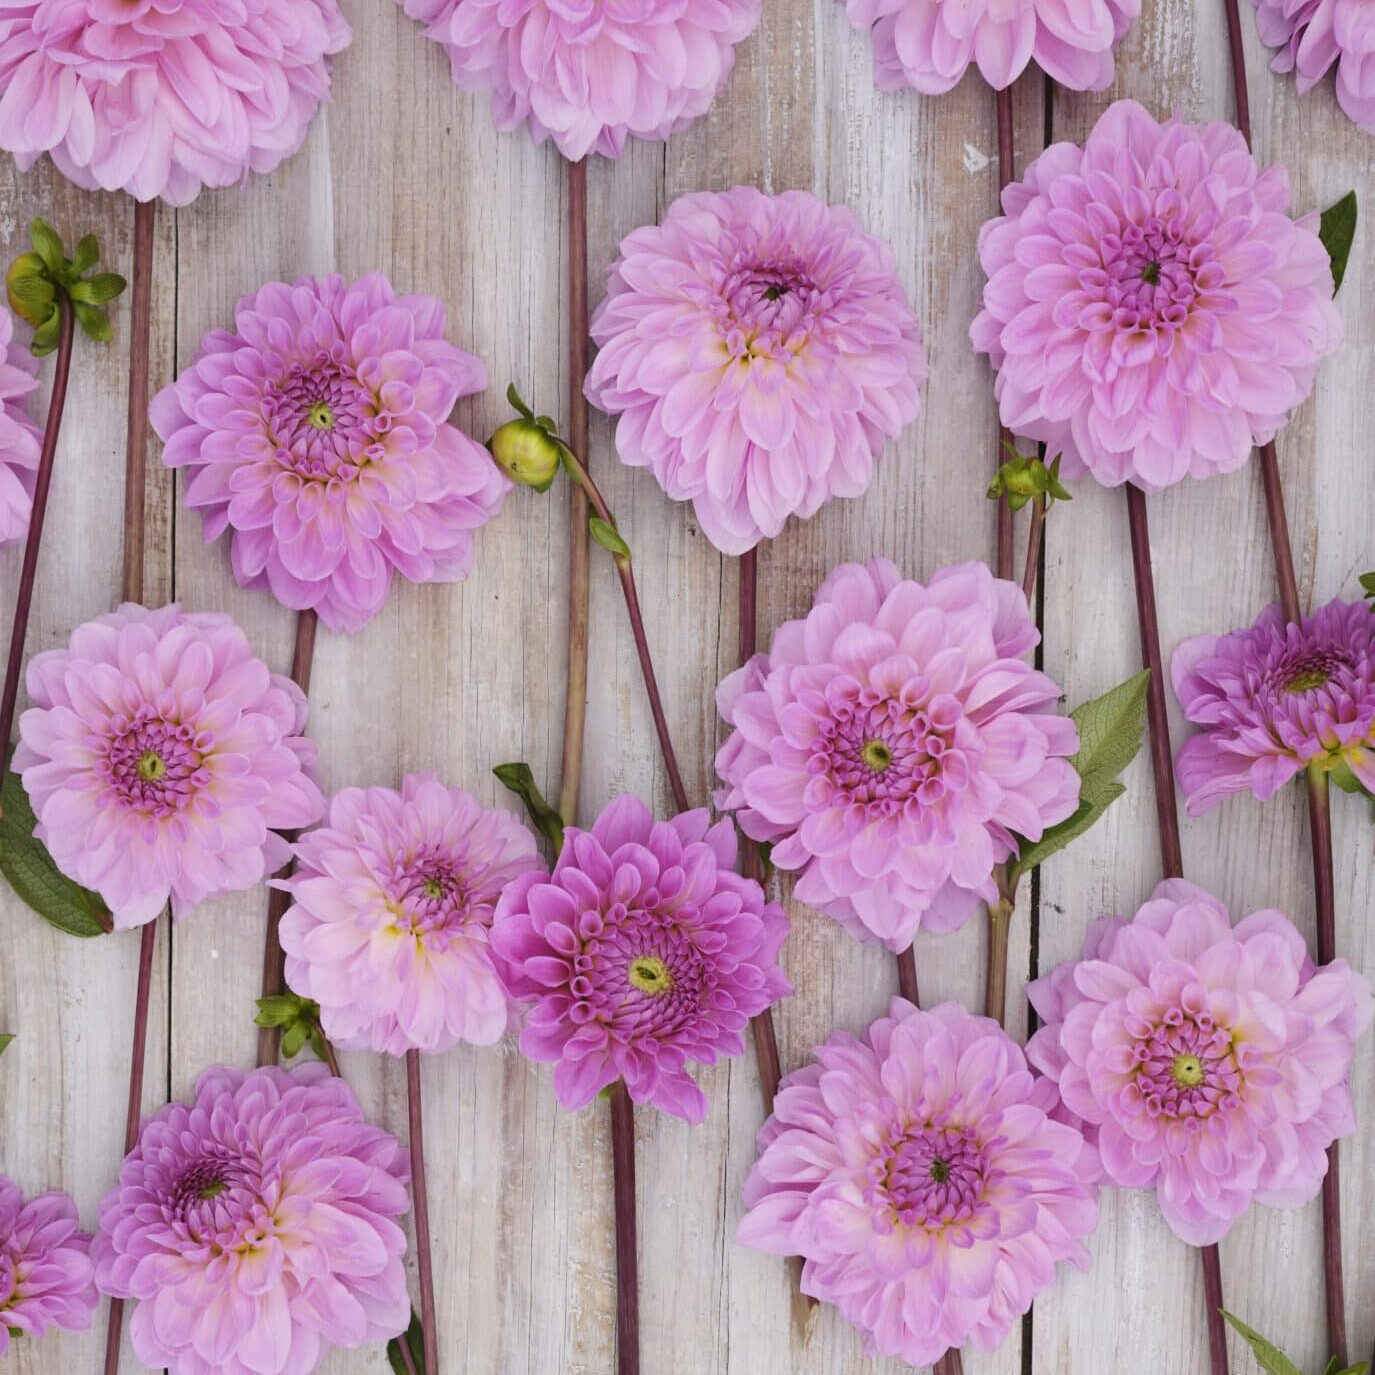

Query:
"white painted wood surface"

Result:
[[0, 0, 1370, 1371]]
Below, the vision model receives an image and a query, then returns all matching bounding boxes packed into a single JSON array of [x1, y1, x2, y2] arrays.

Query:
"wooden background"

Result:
[[1, 0, 1371, 1370]]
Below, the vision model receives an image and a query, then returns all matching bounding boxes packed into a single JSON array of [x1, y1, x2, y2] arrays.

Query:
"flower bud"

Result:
[[489, 418, 563, 492], [6, 252, 54, 327]]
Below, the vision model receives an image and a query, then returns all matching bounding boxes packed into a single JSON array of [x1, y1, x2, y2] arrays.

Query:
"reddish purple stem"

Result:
[[407, 1049, 440, 1375], [609, 1081, 640, 1375]]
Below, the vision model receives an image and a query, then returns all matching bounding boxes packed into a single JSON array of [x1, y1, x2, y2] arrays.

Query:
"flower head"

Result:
[[152, 273, 508, 634], [1174, 598, 1375, 811], [971, 99, 1342, 490], [398, 0, 759, 161], [738, 999, 1098, 1366], [491, 794, 792, 1123], [841, 0, 1138, 95], [0, 1177, 97, 1357], [16, 603, 324, 929], [1251, 0, 1375, 133], [0, 0, 351, 206], [585, 187, 926, 555], [280, 773, 543, 1055], [715, 558, 1078, 950], [1027, 879, 1372, 1246], [92, 1063, 411, 1375], [0, 304, 40, 544]]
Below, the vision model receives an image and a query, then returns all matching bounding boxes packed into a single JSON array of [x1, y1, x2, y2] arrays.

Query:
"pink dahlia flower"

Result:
[[1174, 598, 1375, 811], [16, 602, 324, 929], [971, 99, 1343, 490], [1251, 0, 1375, 133], [398, 0, 759, 161], [738, 999, 1098, 1365], [0, 304, 40, 545], [280, 772, 543, 1055], [841, 0, 1138, 95], [716, 558, 1078, 950], [0, 1176, 97, 1356], [586, 187, 926, 555], [92, 1063, 411, 1375], [491, 794, 792, 1122], [0, 0, 351, 206], [1027, 879, 1372, 1247], [151, 273, 508, 634]]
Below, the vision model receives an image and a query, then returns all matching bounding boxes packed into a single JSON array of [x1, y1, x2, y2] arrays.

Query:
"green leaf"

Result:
[[589, 515, 631, 560], [492, 761, 565, 854], [505, 382, 534, 421], [281, 1021, 308, 1059], [1319, 190, 1357, 294], [68, 272, 126, 305], [0, 1033, 12, 1056], [387, 1308, 426, 1374], [28, 218, 64, 276], [30, 308, 61, 357], [7, 269, 54, 319], [70, 234, 99, 277], [1359, 571, 1375, 606], [73, 301, 111, 343], [1011, 783, 1126, 883], [0, 761, 110, 937], [1219, 1312, 1303, 1375]]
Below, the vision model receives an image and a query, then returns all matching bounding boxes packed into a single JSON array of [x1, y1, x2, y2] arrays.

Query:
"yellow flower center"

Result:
[[137, 749, 167, 783], [628, 956, 672, 995], [307, 401, 335, 430], [422, 878, 444, 900], [861, 739, 893, 772], [1172, 1054, 1205, 1087], [1284, 667, 1329, 693], [199, 1180, 228, 1202]]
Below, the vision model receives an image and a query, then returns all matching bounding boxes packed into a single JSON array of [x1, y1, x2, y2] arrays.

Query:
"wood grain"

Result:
[[0, 0, 1369, 1370]]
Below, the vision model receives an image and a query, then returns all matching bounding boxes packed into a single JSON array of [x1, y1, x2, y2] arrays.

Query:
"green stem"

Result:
[[983, 888, 1016, 1029]]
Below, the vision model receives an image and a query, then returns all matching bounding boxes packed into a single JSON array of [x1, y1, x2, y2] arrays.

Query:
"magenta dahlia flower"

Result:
[[151, 273, 508, 634], [841, 0, 1138, 94], [1174, 597, 1375, 812], [738, 999, 1098, 1365], [16, 602, 323, 929], [1028, 879, 1372, 1247], [585, 187, 926, 555], [1251, 0, 1375, 133], [716, 558, 1078, 950], [0, 1177, 97, 1357], [92, 1063, 410, 1375], [0, 304, 40, 545], [491, 794, 791, 1122], [280, 772, 543, 1055], [398, 0, 759, 161], [0, 0, 350, 206], [971, 99, 1343, 490]]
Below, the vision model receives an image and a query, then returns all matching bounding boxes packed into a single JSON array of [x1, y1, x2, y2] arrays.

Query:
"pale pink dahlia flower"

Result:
[[738, 999, 1099, 1365], [1251, 0, 1375, 133], [841, 0, 1138, 95], [152, 273, 508, 634], [1174, 598, 1375, 811], [398, 0, 759, 161], [92, 1063, 410, 1375], [0, 1177, 97, 1356], [586, 186, 926, 555], [716, 558, 1078, 950], [1027, 879, 1372, 1247], [971, 99, 1343, 490], [0, 304, 40, 545], [280, 773, 543, 1055], [0, 0, 351, 206], [16, 603, 324, 929], [491, 795, 791, 1123]]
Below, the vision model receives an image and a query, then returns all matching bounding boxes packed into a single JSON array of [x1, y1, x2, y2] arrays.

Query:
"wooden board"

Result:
[[0, 0, 1369, 1370]]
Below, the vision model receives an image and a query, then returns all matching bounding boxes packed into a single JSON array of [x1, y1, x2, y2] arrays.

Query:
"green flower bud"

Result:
[[489, 418, 563, 493], [6, 252, 54, 327]]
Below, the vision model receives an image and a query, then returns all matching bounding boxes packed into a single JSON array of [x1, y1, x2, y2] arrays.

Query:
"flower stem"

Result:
[[609, 1080, 640, 1375], [934, 1348, 966, 1375], [560, 156, 591, 827], [255, 607, 319, 1069], [406, 1049, 440, 1375], [895, 945, 919, 1004], [0, 297, 75, 756], [1020, 494, 1045, 604], [993, 81, 1017, 582], [319, 1034, 342, 1079], [983, 895, 1015, 1028]]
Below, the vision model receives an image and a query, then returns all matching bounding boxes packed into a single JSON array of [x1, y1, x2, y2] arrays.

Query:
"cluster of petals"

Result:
[[491, 794, 792, 1123], [971, 99, 1343, 490], [1173, 597, 1375, 812], [152, 273, 508, 634], [840, 0, 1139, 95], [16, 602, 323, 929], [586, 186, 926, 555], [92, 1063, 411, 1375], [397, 0, 760, 161], [738, 999, 1099, 1366], [280, 772, 543, 1055], [0, 1176, 97, 1357], [0, 0, 351, 206], [1250, 0, 1375, 134], [715, 558, 1078, 950], [1028, 879, 1372, 1247], [0, 304, 40, 545]]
